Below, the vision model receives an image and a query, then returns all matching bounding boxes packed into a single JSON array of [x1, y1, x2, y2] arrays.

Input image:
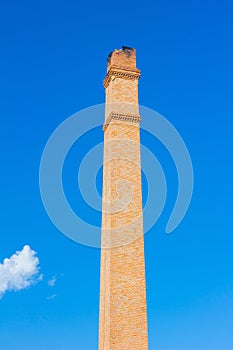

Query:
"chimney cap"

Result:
[[122, 45, 134, 51], [107, 46, 135, 62]]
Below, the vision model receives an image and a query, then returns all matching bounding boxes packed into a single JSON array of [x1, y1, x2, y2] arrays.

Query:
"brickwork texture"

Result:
[[98, 47, 148, 350]]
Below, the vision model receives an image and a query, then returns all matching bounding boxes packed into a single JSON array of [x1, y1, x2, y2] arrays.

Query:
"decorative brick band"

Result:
[[103, 67, 140, 88], [103, 112, 141, 131]]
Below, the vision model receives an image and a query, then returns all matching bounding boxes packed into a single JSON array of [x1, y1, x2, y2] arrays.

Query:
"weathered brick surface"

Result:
[[107, 47, 138, 71], [99, 47, 148, 350]]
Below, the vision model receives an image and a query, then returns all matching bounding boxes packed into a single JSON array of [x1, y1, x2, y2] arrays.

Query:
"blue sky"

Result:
[[0, 0, 233, 349]]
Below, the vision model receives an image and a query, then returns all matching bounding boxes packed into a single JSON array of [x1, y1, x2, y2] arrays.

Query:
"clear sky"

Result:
[[0, 0, 233, 349]]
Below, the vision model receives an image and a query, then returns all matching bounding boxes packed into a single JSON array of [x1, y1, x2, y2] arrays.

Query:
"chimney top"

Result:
[[107, 46, 137, 71], [122, 45, 134, 51]]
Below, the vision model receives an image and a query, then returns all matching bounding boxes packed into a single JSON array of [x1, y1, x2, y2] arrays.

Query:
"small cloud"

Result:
[[46, 294, 56, 300], [0, 245, 41, 299], [38, 274, 43, 281], [48, 276, 56, 287]]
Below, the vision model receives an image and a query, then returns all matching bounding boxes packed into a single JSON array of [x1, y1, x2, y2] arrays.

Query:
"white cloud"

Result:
[[48, 276, 56, 287], [46, 294, 56, 300], [0, 245, 42, 299]]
